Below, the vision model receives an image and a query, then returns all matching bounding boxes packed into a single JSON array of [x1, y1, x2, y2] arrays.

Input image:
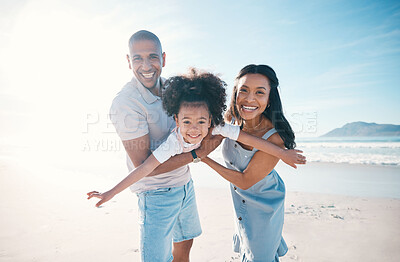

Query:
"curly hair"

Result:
[[162, 68, 227, 127]]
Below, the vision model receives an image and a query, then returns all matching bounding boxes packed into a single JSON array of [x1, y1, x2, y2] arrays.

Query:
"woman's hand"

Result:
[[280, 149, 306, 169], [87, 190, 116, 207]]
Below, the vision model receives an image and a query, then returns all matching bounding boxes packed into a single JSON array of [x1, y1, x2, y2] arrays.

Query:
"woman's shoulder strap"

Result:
[[263, 128, 277, 140]]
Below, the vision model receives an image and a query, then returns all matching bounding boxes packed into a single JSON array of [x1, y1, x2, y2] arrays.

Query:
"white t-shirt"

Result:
[[109, 77, 190, 193], [153, 124, 241, 163], [153, 128, 201, 163]]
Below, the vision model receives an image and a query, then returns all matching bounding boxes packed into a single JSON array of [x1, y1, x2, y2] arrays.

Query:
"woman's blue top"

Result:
[[222, 128, 288, 262]]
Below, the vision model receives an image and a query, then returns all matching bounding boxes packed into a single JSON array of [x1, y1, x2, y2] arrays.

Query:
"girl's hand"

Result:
[[281, 149, 306, 169], [87, 190, 116, 207]]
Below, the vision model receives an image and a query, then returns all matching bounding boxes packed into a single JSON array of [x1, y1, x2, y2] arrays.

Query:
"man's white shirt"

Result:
[[109, 77, 190, 193]]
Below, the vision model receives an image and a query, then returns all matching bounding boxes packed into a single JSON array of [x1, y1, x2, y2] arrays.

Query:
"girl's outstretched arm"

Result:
[[237, 131, 306, 168], [212, 124, 306, 168], [87, 155, 160, 207], [87, 132, 183, 207]]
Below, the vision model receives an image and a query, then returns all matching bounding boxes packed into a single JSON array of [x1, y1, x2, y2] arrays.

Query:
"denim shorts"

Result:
[[136, 179, 202, 262]]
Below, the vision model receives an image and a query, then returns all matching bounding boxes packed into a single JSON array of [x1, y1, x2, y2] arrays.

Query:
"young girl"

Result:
[[87, 69, 305, 207]]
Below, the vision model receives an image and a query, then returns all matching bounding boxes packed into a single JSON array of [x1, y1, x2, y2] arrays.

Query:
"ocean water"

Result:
[[200, 138, 400, 198], [1, 138, 399, 199], [296, 136, 400, 166]]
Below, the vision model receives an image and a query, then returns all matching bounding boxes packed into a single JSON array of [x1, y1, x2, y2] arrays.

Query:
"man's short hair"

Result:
[[128, 30, 163, 54]]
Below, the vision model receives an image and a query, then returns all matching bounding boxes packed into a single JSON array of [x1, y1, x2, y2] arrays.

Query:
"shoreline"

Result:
[[191, 161, 400, 199], [275, 161, 400, 199]]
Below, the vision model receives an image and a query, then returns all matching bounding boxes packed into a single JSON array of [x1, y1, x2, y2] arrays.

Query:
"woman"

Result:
[[202, 64, 301, 261]]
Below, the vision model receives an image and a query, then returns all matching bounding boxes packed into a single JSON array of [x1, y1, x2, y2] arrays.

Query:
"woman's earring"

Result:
[[267, 104, 270, 108]]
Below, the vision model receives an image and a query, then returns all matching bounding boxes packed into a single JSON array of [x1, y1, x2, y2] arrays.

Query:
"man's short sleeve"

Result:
[[109, 97, 149, 141]]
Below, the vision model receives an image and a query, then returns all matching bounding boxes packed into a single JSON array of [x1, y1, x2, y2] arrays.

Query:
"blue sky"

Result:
[[0, 0, 399, 146]]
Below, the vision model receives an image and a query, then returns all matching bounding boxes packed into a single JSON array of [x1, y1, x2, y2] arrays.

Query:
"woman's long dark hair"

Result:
[[226, 64, 296, 149]]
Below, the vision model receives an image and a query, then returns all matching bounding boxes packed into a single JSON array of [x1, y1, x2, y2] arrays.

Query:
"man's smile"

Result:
[[141, 72, 155, 79]]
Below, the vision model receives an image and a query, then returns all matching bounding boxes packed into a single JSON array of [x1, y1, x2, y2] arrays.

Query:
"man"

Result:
[[109, 30, 221, 262]]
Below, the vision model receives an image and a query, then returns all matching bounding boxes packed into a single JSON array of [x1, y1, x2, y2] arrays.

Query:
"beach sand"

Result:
[[1, 158, 400, 262]]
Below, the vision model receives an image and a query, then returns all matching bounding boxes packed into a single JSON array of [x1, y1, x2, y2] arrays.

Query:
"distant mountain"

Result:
[[322, 121, 400, 137]]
